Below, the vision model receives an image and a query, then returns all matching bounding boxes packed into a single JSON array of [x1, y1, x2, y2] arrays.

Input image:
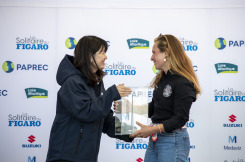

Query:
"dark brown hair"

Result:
[[73, 36, 108, 86]]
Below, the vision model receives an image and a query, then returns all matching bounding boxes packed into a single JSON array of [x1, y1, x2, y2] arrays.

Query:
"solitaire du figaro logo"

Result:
[[105, 62, 136, 75], [214, 88, 245, 102], [8, 113, 41, 127], [16, 36, 49, 50], [179, 37, 198, 51]]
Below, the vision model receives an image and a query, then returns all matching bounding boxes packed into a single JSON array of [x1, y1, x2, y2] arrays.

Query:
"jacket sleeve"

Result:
[[102, 110, 134, 142], [58, 77, 121, 122], [162, 79, 196, 133]]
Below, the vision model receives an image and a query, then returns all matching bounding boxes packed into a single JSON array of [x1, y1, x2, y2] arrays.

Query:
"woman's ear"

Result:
[[165, 49, 169, 57], [90, 55, 93, 63]]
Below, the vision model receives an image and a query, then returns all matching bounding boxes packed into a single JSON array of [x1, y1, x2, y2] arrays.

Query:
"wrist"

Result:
[[152, 126, 159, 134]]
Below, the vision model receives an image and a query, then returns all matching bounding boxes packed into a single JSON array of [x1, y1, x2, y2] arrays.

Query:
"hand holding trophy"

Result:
[[115, 87, 149, 135]]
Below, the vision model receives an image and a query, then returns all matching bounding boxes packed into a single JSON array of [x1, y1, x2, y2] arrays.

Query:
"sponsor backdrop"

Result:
[[0, 2, 245, 162]]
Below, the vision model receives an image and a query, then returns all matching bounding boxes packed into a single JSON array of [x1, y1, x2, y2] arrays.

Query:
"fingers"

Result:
[[120, 87, 132, 97], [113, 101, 122, 114], [129, 134, 134, 138], [120, 92, 132, 97], [129, 131, 147, 138], [136, 121, 143, 127], [129, 123, 143, 138], [113, 101, 118, 108], [116, 84, 132, 97], [130, 131, 139, 138]]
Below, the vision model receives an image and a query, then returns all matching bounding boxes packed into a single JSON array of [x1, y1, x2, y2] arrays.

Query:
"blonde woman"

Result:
[[130, 34, 201, 162]]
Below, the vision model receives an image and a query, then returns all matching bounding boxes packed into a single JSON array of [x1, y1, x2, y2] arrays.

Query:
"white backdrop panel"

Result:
[[0, 6, 244, 162]]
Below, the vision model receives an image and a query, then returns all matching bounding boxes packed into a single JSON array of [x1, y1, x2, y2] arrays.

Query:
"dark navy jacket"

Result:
[[46, 55, 132, 162]]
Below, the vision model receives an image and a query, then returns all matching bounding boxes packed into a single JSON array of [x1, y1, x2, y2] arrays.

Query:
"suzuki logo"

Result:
[[28, 135, 35, 143], [136, 158, 143, 162], [229, 114, 236, 123]]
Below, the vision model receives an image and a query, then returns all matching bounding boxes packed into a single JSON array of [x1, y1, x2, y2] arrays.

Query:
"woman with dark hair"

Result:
[[46, 36, 132, 162], [130, 34, 201, 162]]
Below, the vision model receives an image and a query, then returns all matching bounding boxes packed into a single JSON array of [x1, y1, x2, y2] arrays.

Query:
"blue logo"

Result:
[[193, 65, 198, 72], [2, 61, 14, 73], [228, 40, 245, 47], [186, 120, 195, 128], [229, 136, 237, 143], [179, 37, 198, 51], [215, 37, 226, 50], [28, 156, 36, 162], [214, 88, 245, 102], [148, 90, 153, 98], [65, 37, 77, 49], [116, 139, 147, 149], [8, 113, 41, 127], [224, 136, 241, 151], [16, 64, 48, 71], [2, 61, 48, 72], [215, 37, 245, 50], [105, 62, 136, 75], [186, 157, 190, 162], [0, 90, 7, 96], [16, 36, 49, 50]]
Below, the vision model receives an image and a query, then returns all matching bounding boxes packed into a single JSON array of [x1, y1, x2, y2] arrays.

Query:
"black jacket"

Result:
[[46, 55, 132, 162], [149, 71, 196, 133]]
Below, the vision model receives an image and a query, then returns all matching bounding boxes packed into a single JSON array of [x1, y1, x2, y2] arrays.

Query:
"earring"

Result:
[[164, 58, 167, 62], [91, 60, 93, 63]]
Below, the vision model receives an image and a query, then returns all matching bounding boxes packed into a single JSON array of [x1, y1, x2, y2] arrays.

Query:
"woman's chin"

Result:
[[100, 66, 105, 70]]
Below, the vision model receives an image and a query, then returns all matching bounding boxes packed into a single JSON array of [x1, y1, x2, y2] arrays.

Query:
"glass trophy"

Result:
[[115, 87, 148, 135]]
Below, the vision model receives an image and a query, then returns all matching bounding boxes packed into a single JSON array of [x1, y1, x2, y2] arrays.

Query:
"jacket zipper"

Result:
[[75, 125, 83, 154], [94, 82, 104, 162], [94, 120, 102, 162]]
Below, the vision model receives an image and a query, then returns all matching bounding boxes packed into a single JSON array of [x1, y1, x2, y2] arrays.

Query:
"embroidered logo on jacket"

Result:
[[163, 85, 172, 97]]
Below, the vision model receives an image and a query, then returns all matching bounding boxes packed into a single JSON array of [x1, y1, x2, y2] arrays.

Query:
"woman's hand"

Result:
[[113, 101, 121, 114], [129, 122, 155, 138], [116, 84, 132, 97]]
